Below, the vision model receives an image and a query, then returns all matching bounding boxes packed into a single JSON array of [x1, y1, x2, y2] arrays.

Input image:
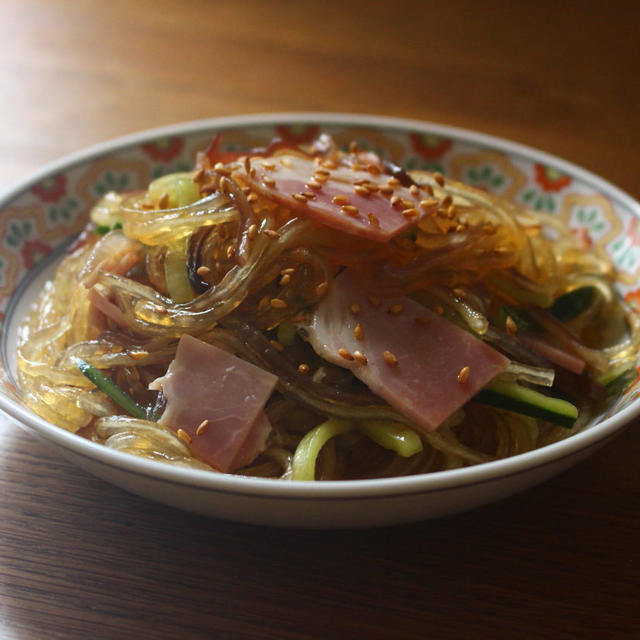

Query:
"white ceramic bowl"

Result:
[[1, 113, 639, 528]]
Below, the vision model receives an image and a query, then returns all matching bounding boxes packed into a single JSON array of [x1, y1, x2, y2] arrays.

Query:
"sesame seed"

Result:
[[257, 295, 271, 311], [249, 167, 257, 178], [338, 348, 354, 361], [129, 350, 149, 360], [367, 213, 380, 227], [505, 316, 518, 336], [247, 192, 258, 203], [243, 157, 251, 174], [315, 281, 329, 297], [341, 205, 359, 217], [350, 302, 361, 315], [213, 162, 231, 176], [446, 205, 456, 219], [353, 350, 368, 365], [387, 177, 400, 187], [314, 167, 331, 176], [434, 172, 445, 187], [354, 185, 370, 196], [455, 224, 467, 232], [302, 191, 316, 199], [452, 287, 467, 299], [269, 339, 284, 352], [263, 175, 276, 187], [366, 163, 382, 175], [433, 305, 444, 315], [263, 229, 280, 240], [306, 180, 322, 190], [321, 160, 337, 170], [457, 366, 470, 384], [157, 192, 169, 209], [388, 303, 403, 315], [196, 266, 211, 277], [280, 273, 291, 286], [193, 168, 205, 183], [349, 141, 359, 153], [247, 224, 258, 240], [390, 195, 402, 208], [261, 161, 276, 170], [383, 350, 398, 366], [280, 267, 295, 275], [365, 183, 379, 193], [352, 163, 362, 171], [401, 208, 419, 218], [332, 194, 349, 205], [420, 198, 438, 209], [410, 184, 420, 196], [441, 194, 453, 208], [270, 298, 287, 309], [196, 420, 210, 436], [177, 428, 192, 444], [280, 157, 293, 168], [379, 186, 395, 196], [292, 193, 308, 203], [423, 184, 434, 196], [313, 173, 329, 183], [354, 323, 365, 340], [141, 201, 154, 210], [297, 363, 310, 374]]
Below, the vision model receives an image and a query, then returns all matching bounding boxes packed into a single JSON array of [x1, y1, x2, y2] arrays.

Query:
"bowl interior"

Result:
[[2, 114, 640, 478]]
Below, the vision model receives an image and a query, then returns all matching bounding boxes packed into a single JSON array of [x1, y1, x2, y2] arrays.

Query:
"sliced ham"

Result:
[[233, 152, 439, 242], [518, 334, 586, 375], [149, 334, 277, 472], [305, 271, 510, 431]]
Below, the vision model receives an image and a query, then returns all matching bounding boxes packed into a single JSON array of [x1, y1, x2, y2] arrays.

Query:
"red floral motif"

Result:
[[624, 216, 640, 248], [571, 227, 593, 249], [274, 125, 320, 146], [410, 133, 452, 159], [31, 174, 67, 203], [624, 288, 640, 311], [141, 137, 184, 162], [534, 164, 571, 192], [21, 239, 52, 269]]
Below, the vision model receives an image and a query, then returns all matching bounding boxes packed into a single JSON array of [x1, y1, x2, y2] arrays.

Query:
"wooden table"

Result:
[[1, 1, 638, 638]]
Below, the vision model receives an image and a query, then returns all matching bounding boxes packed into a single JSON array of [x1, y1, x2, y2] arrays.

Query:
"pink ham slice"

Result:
[[149, 334, 277, 472], [305, 271, 510, 431], [233, 153, 439, 242]]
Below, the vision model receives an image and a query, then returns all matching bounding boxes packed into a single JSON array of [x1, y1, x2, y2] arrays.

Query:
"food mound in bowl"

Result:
[[16, 134, 639, 480]]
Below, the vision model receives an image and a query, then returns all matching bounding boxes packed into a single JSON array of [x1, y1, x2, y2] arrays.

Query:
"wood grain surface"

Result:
[[0, 1, 638, 638]]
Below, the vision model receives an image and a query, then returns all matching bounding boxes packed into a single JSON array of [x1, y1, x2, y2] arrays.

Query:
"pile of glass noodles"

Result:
[[17, 134, 639, 480]]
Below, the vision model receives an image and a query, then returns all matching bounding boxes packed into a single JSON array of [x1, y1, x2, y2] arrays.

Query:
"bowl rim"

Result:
[[1, 111, 639, 500]]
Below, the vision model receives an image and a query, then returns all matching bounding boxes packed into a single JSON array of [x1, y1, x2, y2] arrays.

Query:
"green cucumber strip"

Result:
[[357, 420, 423, 457], [596, 362, 636, 388], [75, 358, 147, 419], [475, 379, 578, 428], [292, 418, 353, 481]]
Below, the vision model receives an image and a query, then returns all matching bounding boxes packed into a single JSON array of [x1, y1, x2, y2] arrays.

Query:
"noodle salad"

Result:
[[16, 135, 640, 480]]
